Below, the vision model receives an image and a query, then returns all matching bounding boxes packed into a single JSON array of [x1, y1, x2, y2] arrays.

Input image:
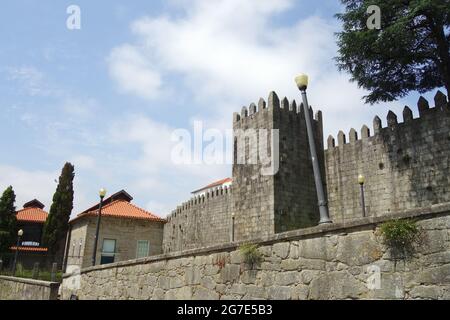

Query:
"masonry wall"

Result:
[[233, 91, 322, 239], [67, 216, 164, 270], [62, 205, 450, 300], [0, 276, 60, 300], [163, 187, 232, 253], [325, 92, 450, 223], [164, 91, 322, 251]]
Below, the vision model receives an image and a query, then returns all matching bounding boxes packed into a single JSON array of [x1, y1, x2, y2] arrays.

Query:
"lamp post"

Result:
[[91, 188, 107, 266], [231, 212, 235, 242], [295, 74, 332, 224], [12, 229, 23, 275], [358, 175, 366, 217]]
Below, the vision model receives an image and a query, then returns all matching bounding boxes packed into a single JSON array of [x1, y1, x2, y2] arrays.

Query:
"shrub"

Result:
[[379, 219, 422, 259], [239, 243, 263, 268]]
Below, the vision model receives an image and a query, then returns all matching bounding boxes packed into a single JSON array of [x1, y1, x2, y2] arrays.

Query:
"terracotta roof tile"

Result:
[[16, 207, 48, 223], [72, 200, 165, 223], [192, 177, 232, 193]]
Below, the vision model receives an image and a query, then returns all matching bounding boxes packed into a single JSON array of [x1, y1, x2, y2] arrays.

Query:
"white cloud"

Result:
[[0, 165, 57, 210], [0, 165, 93, 218], [102, 0, 421, 214], [108, 44, 162, 100], [107, 0, 391, 138], [6, 66, 52, 97]]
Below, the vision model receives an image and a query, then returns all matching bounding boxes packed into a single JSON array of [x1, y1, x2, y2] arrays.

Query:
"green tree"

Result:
[[0, 186, 17, 256], [336, 0, 450, 104], [42, 163, 75, 257]]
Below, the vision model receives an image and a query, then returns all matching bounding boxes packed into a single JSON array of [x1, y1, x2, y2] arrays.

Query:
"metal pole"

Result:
[[300, 90, 332, 224], [360, 184, 366, 217], [231, 217, 235, 242], [91, 196, 105, 266], [12, 235, 21, 275]]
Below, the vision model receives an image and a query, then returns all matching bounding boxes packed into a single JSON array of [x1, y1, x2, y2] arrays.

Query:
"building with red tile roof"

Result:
[[13, 199, 48, 250], [8, 200, 50, 269], [64, 190, 166, 271], [191, 177, 232, 196]]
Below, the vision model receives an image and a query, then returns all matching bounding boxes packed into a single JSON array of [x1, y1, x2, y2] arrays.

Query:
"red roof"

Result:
[[192, 177, 232, 194], [16, 207, 48, 223], [10, 246, 48, 252], [71, 199, 165, 223]]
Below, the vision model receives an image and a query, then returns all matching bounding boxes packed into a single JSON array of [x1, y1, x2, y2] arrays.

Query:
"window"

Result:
[[136, 240, 149, 259], [100, 239, 116, 265]]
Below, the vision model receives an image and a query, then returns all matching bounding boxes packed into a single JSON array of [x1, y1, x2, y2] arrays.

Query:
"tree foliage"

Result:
[[42, 163, 75, 255], [0, 186, 17, 255], [336, 0, 450, 104]]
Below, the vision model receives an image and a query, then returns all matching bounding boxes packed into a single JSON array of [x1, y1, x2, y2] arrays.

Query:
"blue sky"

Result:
[[0, 0, 442, 217]]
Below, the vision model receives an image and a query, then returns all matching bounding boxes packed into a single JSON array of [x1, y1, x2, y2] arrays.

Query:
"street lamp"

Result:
[[295, 74, 332, 224], [358, 175, 366, 217], [12, 229, 24, 275], [92, 188, 107, 266]]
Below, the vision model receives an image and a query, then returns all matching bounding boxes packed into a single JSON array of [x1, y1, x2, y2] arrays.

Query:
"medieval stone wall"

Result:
[[164, 91, 323, 252], [325, 92, 450, 222], [0, 276, 60, 300], [163, 187, 232, 253], [61, 206, 450, 300]]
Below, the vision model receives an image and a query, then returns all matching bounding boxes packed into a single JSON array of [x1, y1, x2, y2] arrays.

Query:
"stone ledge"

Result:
[[64, 203, 450, 277], [0, 276, 60, 288]]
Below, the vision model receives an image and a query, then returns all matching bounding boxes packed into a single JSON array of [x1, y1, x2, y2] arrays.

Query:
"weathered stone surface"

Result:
[[219, 264, 241, 283], [409, 285, 443, 299], [193, 286, 219, 300], [291, 284, 309, 300], [165, 287, 192, 300], [185, 266, 201, 285], [309, 272, 366, 300], [61, 213, 450, 301], [230, 251, 245, 264], [274, 272, 301, 286], [0, 276, 60, 300], [273, 242, 290, 259], [268, 286, 291, 300], [336, 232, 382, 266]]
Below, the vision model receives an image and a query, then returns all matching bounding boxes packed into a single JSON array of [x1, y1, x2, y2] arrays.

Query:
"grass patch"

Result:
[[379, 219, 422, 260], [239, 243, 263, 268]]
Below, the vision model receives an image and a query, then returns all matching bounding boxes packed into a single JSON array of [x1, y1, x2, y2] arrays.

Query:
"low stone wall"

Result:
[[0, 276, 60, 300], [61, 204, 450, 300]]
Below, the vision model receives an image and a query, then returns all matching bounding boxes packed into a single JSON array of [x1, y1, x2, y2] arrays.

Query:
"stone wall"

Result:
[[233, 91, 322, 238], [0, 276, 60, 300], [325, 92, 450, 223], [62, 205, 450, 300], [164, 91, 323, 252], [67, 216, 164, 270], [163, 188, 232, 253]]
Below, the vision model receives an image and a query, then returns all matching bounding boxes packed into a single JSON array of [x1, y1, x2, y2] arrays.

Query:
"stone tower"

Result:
[[232, 91, 324, 241]]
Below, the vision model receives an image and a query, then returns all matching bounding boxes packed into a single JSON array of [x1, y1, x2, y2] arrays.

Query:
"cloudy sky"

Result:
[[0, 0, 441, 217]]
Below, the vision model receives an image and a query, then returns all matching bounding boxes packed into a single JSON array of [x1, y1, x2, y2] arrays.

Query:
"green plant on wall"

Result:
[[239, 243, 263, 269], [379, 219, 422, 260]]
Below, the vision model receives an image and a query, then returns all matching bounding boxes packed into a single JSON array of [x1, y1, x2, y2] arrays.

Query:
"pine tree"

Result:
[[336, 0, 450, 104], [0, 186, 17, 257], [42, 163, 75, 257]]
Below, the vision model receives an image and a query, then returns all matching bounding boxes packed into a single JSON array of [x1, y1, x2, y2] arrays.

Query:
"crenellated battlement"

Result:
[[325, 91, 450, 222], [163, 88, 450, 253], [233, 91, 323, 126], [165, 185, 232, 222], [326, 91, 450, 150]]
